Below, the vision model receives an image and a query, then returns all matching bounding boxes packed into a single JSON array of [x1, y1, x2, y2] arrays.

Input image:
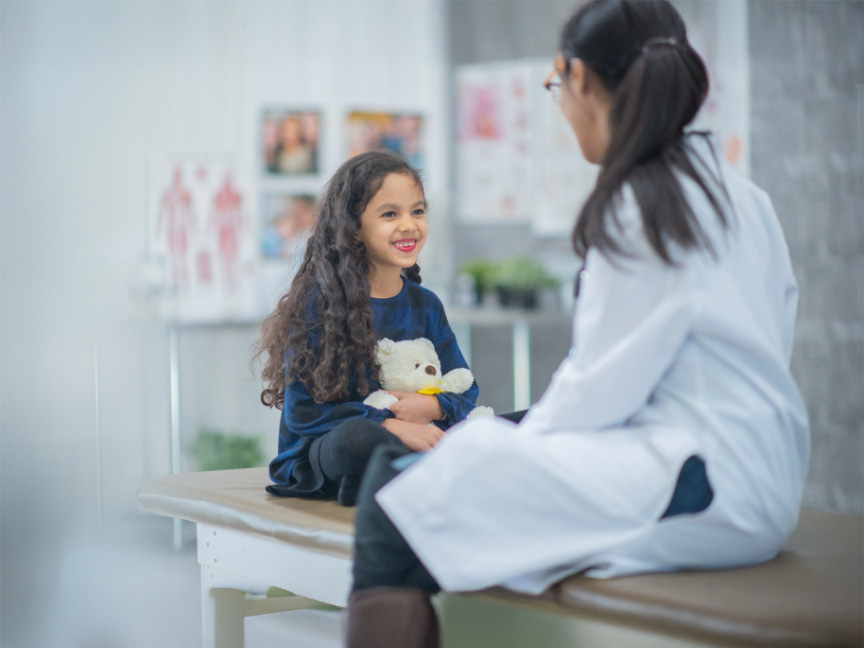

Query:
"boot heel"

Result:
[[345, 587, 439, 648]]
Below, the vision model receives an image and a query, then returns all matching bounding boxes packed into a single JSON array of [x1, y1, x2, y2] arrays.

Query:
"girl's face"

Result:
[[356, 172, 427, 278]]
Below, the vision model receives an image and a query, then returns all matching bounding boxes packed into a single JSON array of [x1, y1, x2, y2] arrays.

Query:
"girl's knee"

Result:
[[325, 419, 404, 476], [344, 421, 401, 458]]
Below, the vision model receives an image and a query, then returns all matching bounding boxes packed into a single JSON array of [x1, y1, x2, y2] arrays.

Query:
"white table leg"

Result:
[[201, 566, 247, 648], [195, 523, 352, 647]]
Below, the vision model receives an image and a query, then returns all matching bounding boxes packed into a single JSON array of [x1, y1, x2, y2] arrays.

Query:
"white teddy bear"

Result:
[[363, 337, 494, 420]]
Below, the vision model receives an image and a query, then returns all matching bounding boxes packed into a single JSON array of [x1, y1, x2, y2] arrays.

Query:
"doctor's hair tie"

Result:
[[641, 37, 680, 54]]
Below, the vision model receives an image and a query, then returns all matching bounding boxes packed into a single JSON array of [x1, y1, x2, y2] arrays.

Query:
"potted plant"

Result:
[[190, 427, 265, 471], [458, 258, 498, 306], [490, 256, 559, 310]]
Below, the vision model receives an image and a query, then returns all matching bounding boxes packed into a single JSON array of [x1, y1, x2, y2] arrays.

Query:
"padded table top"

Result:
[[138, 467, 863, 647], [137, 466, 355, 558]]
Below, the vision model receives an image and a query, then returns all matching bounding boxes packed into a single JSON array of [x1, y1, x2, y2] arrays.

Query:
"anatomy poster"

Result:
[[456, 59, 597, 234], [684, 0, 750, 176], [455, 62, 534, 223], [149, 154, 257, 321], [455, 24, 749, 235], [533, 64, 599, 237]]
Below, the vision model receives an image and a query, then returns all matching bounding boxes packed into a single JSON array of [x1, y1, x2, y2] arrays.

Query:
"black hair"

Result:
[[562, 0, 728, 264], [254, 150, 424, 407]]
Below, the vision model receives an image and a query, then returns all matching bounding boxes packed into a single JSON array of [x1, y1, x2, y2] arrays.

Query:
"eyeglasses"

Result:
[[543, 71, 562, 103]]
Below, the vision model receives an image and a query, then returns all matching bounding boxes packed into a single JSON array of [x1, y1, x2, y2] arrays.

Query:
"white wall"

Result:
[[0, 2, 448, 644]]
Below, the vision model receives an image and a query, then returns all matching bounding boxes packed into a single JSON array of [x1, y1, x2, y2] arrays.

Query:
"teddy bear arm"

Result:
[[439, 368, 475, 395], [363, 390, 398, 410]]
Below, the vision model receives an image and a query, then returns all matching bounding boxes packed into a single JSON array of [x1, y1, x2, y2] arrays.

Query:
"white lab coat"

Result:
[[377, 135, 810, 595]]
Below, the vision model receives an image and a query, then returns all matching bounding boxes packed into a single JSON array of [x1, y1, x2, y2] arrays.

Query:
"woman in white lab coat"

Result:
[[345, 1, 810, 646]]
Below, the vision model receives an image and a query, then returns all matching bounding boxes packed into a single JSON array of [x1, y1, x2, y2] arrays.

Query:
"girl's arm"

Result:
[[430, 312, 480, 425], [382, 418, 444, 452], [521, 202, 692, 432], [387, 392, 443, 425], [283, 377, 391, 438]]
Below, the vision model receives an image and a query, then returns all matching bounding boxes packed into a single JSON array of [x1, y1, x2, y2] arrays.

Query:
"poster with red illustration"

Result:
[[683, 0, 750, 176], [149, 154, 257, 321], [455, 62, 534, 223]]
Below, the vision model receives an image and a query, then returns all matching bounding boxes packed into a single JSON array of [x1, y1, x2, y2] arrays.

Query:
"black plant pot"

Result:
[[473, 284, 485, 306], [496, 287, 538, 310]]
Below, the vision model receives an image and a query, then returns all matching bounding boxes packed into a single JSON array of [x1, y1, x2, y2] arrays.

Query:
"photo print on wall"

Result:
[[346, 111, 424, 169], [261, 109, 321, 176], [260, 192, 317, 275]]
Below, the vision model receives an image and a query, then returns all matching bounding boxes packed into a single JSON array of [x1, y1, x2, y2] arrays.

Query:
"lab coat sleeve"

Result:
[[521, 205, 693, 432]]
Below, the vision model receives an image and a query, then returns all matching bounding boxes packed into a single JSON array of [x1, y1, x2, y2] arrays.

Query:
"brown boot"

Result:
[[345, 587, 439, 648]]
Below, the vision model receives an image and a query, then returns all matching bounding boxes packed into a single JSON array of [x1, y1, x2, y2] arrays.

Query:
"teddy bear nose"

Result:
[[425, 366, 437, 376]]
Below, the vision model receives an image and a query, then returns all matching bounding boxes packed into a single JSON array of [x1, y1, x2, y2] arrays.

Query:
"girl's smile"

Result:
[[393, 239, 418, 252]]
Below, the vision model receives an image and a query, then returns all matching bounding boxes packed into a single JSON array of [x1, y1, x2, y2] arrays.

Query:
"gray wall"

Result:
[[448, 0, 864, 514], [749, 0, 863, 514]]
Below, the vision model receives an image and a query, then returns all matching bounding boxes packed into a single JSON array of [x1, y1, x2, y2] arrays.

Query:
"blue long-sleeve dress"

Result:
[[268, 278, 478, 495]]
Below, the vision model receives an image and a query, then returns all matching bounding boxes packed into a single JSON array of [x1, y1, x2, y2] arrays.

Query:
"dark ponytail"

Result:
[[404, 263, 422, 285], [564, 0, 728, 264]]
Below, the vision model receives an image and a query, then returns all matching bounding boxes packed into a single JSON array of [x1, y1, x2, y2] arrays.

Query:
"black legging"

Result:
[[312, 418, 406, 506], [314, 418, 404, 482]]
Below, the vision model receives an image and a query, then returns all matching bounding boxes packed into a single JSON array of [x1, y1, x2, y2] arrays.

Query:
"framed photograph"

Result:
[[346, 111, 424, 169], [260, 193, 316, 263], [261, 109, 321, 176]]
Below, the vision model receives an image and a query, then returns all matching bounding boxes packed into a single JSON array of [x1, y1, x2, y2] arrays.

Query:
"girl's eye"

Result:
[[382, 211, 396, 219]]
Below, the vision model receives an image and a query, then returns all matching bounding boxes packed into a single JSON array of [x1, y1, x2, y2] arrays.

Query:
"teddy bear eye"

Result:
[[414, 363, 420, 369]]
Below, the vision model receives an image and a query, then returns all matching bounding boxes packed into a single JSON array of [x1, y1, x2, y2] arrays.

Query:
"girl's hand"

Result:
[[386, 392, 444, 425], [382, 418, 444, 452]]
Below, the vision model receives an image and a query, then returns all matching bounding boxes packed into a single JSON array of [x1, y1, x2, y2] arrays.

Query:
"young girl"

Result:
[[345, 1, 810, 646], [255, 150, 479, 506]]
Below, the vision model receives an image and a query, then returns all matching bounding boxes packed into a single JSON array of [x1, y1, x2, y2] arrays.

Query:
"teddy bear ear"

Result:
[[376, 338, 396, 358], [417, 338, 436, 353]]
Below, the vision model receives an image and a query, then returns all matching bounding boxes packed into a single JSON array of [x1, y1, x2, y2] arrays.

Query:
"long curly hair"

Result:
[[254, 150, 424, 408]]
